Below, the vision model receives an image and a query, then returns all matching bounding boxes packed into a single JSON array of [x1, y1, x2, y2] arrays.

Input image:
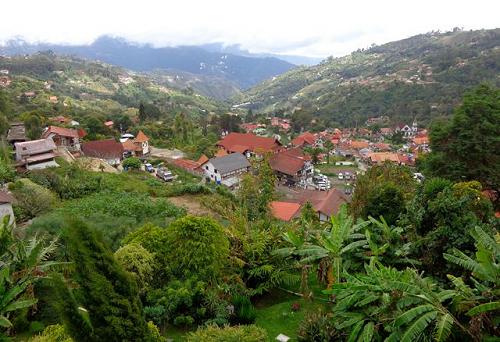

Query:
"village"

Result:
[[3, 112, 430, 225]]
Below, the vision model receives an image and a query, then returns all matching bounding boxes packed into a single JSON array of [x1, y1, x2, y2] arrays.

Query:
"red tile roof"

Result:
[[270, 201, 301, 221], [217, 133, 281, 154], [42, 126, 79, 138], [291, 132, 316, 146], [172, 158, 201, 171], [350, 140, 370, 149], [197, 154, 209, 165], [82, 139, 123, 159], [122, 139, 141, 152], [373, 143, 391, 151], [368, 152, 400, 164], [290, 189, 349, 218], [134, 130, 149, 143], [413, 136, 429, 145], [215, 148, 228, 157], [270, 153, 306, 176]]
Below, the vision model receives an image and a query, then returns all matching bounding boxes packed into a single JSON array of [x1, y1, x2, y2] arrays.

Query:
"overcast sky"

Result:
[[1, 0, 498, 57]]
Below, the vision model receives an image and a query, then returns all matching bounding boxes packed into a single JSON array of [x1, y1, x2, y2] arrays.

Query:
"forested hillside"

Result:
[[0, 52, 227, 122], [240, 29, 500, 126]]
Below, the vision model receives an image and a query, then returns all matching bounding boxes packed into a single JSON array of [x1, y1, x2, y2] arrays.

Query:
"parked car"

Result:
[[344, 172, 351, 180], [144, 163, 155, 173], [123, 151, 133, 158], [156, 167, 174, 182], [338, 172, 344, 180]]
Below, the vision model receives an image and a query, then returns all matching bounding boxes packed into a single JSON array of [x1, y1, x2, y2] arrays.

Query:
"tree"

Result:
[[122, 157, 142, 170], [362, 182, 405, 226], [166, 216, 229, 281], [300, 205, 369, 287], [423, 84, 500, 191], [114, 243, 155, 288], [24, 114, 43, 140], [350, 163, 415, 220], [138, 102, 147, 122], [0, 115, 9, 137], [56, 218, 152, 341], [404, 179, 494, 278]]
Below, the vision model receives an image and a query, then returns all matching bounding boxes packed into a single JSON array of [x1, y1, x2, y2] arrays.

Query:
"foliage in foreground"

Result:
[[186, 324, 268, 342]]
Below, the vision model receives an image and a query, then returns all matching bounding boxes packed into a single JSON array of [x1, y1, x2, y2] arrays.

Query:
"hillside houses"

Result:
[[202, 153, 251, 188], [269, 148, 313, 185], [121, 130, 150, 157], [41, 126, 81, 152], [82, 139, 124, 166], [271, 189, 349, 222], [14, 138, 58, 170], [216, 132, 281, 157], [7, 122, 28, 145]]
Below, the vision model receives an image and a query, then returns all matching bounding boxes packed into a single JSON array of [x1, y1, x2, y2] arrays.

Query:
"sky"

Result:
[[1, 0, 498, 58]]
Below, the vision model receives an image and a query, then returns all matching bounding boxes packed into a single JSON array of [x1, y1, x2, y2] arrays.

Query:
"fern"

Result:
[[434, 313, 454, 342]]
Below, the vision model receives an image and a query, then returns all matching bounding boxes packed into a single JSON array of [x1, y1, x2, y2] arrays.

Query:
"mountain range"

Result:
[[0, 36, 306, 99], [239, 28, 500, 126]]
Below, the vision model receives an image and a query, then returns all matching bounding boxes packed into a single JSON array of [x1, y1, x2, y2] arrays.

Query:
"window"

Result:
[[214, 169, 218, 173], [205, 165, 209, 170]]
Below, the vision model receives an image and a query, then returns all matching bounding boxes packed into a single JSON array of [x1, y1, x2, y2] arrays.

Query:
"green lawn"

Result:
[[255, 297, 325, 341]]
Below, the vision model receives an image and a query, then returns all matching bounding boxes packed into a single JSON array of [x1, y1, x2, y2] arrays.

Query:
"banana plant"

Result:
[[299, 205, 370, 287], [0, 267, 37, 329]]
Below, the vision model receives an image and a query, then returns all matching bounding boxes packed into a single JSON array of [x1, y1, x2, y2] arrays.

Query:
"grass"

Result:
[[255, 296, 325, 341], [164, 326, 195, 341]]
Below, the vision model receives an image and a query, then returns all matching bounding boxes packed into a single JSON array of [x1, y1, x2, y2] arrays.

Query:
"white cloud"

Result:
[[1, 0, 498, 57]]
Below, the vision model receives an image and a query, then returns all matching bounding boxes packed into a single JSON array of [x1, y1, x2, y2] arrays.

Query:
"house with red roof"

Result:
[[121, 130, 150, 157], [366, 152, 401, 165], [291, 132, 317, 147], [42, 126, 81, 152], [270, 201, 301, 221], [269, 148, 313, 184], [81, 139, 124, 166], [349, 140, 370, 150], [216, 133, 281, 157], [274, 188, 349, 222], [172, 158, 203, 175]]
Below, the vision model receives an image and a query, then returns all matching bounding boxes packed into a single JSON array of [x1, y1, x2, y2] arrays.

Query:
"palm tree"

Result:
[[299, 205, 369, 287]]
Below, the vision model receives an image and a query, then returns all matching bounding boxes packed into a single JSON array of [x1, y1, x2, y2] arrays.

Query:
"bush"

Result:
[[29, 321, 45, 334], [297, 312, 340, 342], [29, 165, 107, 199], [123, 157, 142, 170], [10, 179, 57, 220], [28, 324, 73, 342], [231, 295, 257, 324], [166, 183, 212, 197], [186, 324, 268, 342]]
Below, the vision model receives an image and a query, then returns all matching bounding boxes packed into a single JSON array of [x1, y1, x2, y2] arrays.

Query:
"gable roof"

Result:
[[122, 139, 141, 152], [15, 138, 56, 157], [197, 154, 209, 165], [217, 133, 281, 154], [42, 126, 79, 139], [172, 158, 201, 171], [270, 152, 307, 176], [270, 201, 301, 221], [7, 123, 27, 142], [82, 139, 123, 159], [291, 132, 316, 146], [134, 130, 149, 143], [292, 189, 349, 217], [368, 152, 400, 163], [350, 140, 370, 149], [208, 153, 251, 175]]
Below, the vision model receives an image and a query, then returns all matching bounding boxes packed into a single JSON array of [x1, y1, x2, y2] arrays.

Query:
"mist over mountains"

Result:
[[0, 36, 311, 97]]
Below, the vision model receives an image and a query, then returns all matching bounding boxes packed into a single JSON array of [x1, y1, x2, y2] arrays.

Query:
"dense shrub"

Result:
[[114, 243, 156, 287], [10, 179, 57, 220], [231, 295, 257, 324], [166, 183, 212, 196], [28, 324, 73, 342], [297, 312, 340, 342], [29, 166, 107, 200], [186, 324, 268, 342], [166, 216, 229, 280], [123, 157, 142, 170]]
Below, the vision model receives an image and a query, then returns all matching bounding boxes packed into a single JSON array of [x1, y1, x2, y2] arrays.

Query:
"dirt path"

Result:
[[168, 195, 216, 217]]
